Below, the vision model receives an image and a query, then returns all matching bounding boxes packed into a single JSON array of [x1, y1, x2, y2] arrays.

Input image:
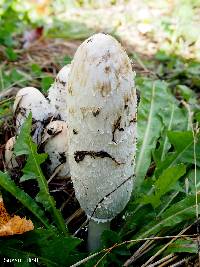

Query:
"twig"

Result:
[[70, 234, 198, 267], [73, 218, 88, 237], [0, 87, 20, 101], [147, 254, 175, 267], [159, 255, 178, 267], [170, 256, 193, 267], [70, 251, 103, 267], [123, 239, 155, 266], [141, 223, 195, 267], [94, 243, 118, 267], [0, 96, 15, 105]]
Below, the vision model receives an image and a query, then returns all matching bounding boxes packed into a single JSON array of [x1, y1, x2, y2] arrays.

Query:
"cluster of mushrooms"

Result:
[[4, 33, 137, 251]]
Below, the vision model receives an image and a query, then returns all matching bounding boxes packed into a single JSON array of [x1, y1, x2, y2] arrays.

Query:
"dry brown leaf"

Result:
[[0, 196, 10, 227], [0, 196, 34, 236]]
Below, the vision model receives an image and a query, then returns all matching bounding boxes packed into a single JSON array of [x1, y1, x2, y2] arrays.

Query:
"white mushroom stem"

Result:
[[67, 33, 137, 251], [47, 65, 71, 121], [42, 120, 70, 179], [13, 87, 52, 144], [87, 220, 110, 252]]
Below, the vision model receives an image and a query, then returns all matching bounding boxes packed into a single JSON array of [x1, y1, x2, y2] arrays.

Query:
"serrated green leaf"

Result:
[[0, 171, 50, 228], [140, 164, 186, 208], [156, 131, 200, 176], [14, 114, 67, 235]]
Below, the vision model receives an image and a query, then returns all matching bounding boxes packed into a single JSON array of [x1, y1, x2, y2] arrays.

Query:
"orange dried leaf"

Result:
[[0, 197, 34, 236], [0, 197, 10, 227]]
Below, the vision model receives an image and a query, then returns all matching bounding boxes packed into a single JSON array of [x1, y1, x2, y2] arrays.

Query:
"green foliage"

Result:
[[0, 229, 83, 266], [46, 20, 94, 40], [140, 164, 186, 208], [165, 239, 198, 254], [156, 131, 200, 176], [41, 76, 54, 92], [135, 78, 187, 189], [0, 171, 50, 228], [14, 114, 67, 235]]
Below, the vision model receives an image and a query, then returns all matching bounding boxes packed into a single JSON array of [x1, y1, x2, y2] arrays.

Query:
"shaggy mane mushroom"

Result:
[[66, 33, 137, 251]]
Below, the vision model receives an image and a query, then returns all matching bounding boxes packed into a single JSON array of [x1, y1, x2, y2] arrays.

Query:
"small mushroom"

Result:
[[67, 33, 137, 251], [42, 120, 70, 179], [13, 87, 52, 143], [4, 136, 19, 170], [47, 65, 71, 121]]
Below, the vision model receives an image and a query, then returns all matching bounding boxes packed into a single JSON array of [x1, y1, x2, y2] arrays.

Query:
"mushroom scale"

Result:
[[42, 120, 70, 179], [67, 33, 137, 222], [47, 65, 71, 121]]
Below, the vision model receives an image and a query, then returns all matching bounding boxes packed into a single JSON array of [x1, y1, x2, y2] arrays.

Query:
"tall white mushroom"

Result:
[[47, 65, 71, 121], [42, 120, 70, 179], [13, 87, 52, 144], [66, 33, 137, 251]]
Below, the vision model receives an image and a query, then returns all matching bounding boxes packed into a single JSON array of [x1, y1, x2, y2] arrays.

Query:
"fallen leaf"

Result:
[[0, 196, 34, 236]]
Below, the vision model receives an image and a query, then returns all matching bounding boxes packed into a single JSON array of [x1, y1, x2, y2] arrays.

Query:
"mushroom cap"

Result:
[[47, 65, 71, 121], [4, 136, 19, 170], [67, 33, 137, 221], [13, 87, 52, 143], [42, 120, 70, 178]]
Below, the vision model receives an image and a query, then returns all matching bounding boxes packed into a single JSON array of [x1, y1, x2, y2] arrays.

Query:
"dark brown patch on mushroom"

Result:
[[73, 129, 78, 135], [56, 77, 66, 87], [17, 107, 26, 117], [59, 152, 66, 164], [47, 129, 53, 135], [129, 116, 137, 125], [92, 108, 100, 117], [42, 127, 62, 145], [74, 150, 123, 165], [87, 38, 92, 43], [124, 94, 130, 110], [104, 66, 111, 74], [136, 89, 141, 106], [112, 116, 124, 143], [49, 127, 62, 137], [14, 96, 24, 116], [98, 81, 112, 97]]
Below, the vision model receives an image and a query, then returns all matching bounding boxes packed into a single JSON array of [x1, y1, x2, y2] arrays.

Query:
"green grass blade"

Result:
[[128, 195, 199, 248], [136, 79, 176, 189]]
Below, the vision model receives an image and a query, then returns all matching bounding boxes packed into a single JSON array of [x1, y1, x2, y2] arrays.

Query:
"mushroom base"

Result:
[[87, 219, 110, 252]]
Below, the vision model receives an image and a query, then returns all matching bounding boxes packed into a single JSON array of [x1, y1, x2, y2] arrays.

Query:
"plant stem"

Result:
[[87, 219, 110, 252]]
